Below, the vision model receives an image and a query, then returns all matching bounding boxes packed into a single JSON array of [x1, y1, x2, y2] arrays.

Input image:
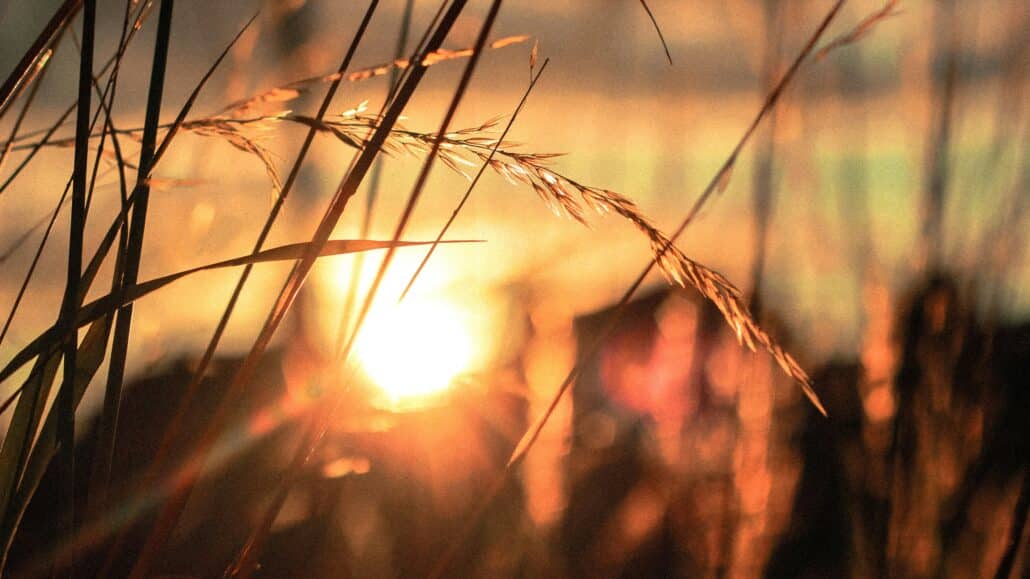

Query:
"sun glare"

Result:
[[355, 297, 477, 408]]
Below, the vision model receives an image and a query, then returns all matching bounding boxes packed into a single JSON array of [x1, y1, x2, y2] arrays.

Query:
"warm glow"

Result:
[[354, 296, 478, 407]]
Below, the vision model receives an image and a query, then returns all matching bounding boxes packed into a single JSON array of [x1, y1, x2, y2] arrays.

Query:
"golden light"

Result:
[[320, 248, 498, 410], [354, 296, 478, 408]]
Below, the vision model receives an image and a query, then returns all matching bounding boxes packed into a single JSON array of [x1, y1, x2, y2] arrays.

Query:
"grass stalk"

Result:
[[0, 0, 153, 197], [336, 0, 415, 352], [508, 0, 847, 466], [92, 0, 175, 513], [83, 0, 147, 517], [0, 0, 81, 121], [52, 1, 95, 575], [0, 182, 72, 351], [398, 57, 550, 302], [638, 0, 672, 64], [0, 38, 56, 176]]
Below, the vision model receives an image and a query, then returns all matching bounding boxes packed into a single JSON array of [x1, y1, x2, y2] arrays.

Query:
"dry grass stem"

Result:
[[817, 0, 902, 60], [250, 107, 818, 404], [219, 34, 529, 117]]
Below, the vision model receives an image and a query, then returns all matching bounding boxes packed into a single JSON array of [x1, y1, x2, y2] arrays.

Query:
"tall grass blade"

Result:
[[0, 355, 58, 535], [92, 0, 176, 513], [80, 239, 479, 324], [0, 182, 71, 350], [816, 0, 901, 60], [0, 238, 472, 401], [0, 0, 154, 197], [85, 0, 172, 516], [0, 45, 54, 175], [51, 0, 96, 572], [638, 0, 673, 64], [0, 0, 80, 121], [337, 0, 415, 354], [0, 317, 112, 573]]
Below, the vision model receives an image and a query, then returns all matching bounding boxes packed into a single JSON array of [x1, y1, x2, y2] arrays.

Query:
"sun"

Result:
[[354, 296, 477, 408]]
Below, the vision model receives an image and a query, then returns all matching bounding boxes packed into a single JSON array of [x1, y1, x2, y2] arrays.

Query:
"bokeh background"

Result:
[[0, 1, 1026, 577]]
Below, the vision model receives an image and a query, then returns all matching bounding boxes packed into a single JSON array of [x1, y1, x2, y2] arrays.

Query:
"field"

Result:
[[0, 1, 1026, 577]]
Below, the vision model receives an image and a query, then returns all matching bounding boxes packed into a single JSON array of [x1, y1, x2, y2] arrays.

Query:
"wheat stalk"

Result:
[[265, 107, 816, 400], [3, 94, 818, 403]]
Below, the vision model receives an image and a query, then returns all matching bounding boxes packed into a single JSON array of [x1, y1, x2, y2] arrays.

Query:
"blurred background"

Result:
[[0, 0, 1027, 577]]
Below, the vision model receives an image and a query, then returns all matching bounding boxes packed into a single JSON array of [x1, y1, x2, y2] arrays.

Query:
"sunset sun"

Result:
[[354, 297, 477, 407]]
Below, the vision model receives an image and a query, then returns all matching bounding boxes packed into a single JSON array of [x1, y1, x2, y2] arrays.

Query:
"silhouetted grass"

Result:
[[0, 1, 1025, 578]]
